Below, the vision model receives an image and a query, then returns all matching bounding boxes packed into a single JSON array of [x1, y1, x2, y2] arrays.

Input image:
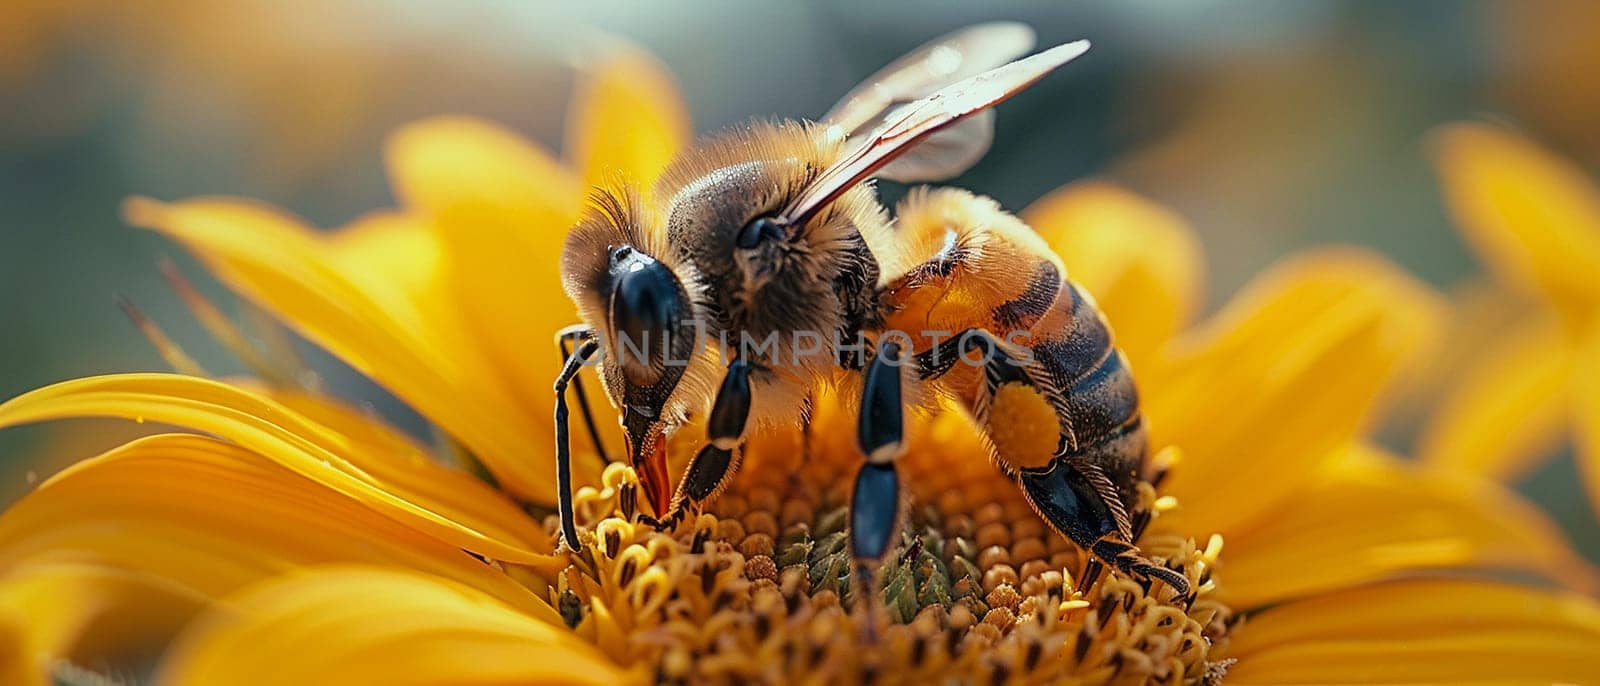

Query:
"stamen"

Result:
[[545, 442, 1235, 683], [116, 296, 208, 377], [239, 299, 320, 389], [159, 260, 298, 387]]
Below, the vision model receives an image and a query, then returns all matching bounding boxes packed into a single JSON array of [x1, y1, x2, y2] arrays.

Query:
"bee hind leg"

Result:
[[1091, 536, 1192, 598], [1019, 460, 1191, 597], [637, 355, 753, 532]]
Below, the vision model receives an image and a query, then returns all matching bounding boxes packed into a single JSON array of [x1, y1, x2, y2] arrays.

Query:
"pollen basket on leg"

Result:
[[987, 382, 1063, 472], [535, 415, 1234, 684]]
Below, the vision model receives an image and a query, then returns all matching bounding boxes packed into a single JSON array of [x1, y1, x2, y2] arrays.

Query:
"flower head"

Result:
[[2, 40, 1599, 686]]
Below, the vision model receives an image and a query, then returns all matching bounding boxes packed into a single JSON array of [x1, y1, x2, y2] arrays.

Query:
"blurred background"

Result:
[[3, 1, 1597, 557]]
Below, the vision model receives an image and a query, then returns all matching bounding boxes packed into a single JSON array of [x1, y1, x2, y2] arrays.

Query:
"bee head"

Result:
[[562, 186, 706, 512]]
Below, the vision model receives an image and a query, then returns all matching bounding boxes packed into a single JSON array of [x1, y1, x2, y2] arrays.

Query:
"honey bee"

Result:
[[555, 23, 1190, 597]]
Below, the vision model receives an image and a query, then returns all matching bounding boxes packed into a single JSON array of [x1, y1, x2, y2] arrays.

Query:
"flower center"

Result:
[[539, 438, 1235, 684]]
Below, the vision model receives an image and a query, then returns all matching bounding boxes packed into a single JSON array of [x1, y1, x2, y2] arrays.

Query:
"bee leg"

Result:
[[637, 355, 753, 532], [555, 336, 603, 551], [1079, 558, 1104, 590], [556, 325, 611, 466], [850, 340, 908, 621], [932, 327, 1191, 597], [1018, 459, 1190, 596], [1091, 536, 1191, 597]]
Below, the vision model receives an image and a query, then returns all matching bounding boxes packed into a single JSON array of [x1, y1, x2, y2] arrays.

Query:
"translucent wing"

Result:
[[781, 40, 1091, 228], [822, 22, 1038, 183], [823, 22, 1036, 136]]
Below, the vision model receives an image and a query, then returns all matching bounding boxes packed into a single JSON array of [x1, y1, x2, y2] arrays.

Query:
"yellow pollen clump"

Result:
[[986, 382, 1062, 471]]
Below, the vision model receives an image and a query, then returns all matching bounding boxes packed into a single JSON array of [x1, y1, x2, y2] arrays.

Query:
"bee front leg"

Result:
[[556, 325, 611, 466], [555, 336, 603, 552], [637, 355, 753, 532]]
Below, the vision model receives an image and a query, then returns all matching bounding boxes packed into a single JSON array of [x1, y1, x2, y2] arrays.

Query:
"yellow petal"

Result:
[[0, 561, 204, 686], [1149, 249, 1444, 537], [1224, 578, 1600, 684], [1218, 444, 1598, 608], [1022, 181, 1205, 368], [565, 41, 691, 193], [1390, 279, 1538, 442], [124, 197, 559, 502], [1573, 329, 1600, 519], [249, 382, 551, 558], [1418, 311, 1574, 480], [385, 115, 581, 223], [0, 374, 553, 562], [0, 434, 554, 623], [384, 117, 619, 483], [1432, 122, 1600, 313], [321, 210, 458, 335], [157, 566, 624, 686]]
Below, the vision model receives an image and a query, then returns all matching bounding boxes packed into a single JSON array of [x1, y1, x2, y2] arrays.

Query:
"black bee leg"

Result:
[[851, 340, 908, 612], [557, 325, 610, 466], [1019, 460, 1191, 596], [637, 355, 753, 532], [1090, 536, 1190, 595], [913, 327, 1034, 385], [1079, 557, 1104, 591], [555, 336, 603, 551]]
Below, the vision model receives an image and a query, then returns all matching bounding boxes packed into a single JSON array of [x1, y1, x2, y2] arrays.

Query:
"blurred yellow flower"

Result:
[[1423, 122, 1600, 518], [1, 43, 1598, 686]]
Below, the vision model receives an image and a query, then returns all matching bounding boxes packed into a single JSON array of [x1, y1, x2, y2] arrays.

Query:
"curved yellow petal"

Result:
[[321, 210, 458, 336], [0, 374, 553, 562], [384, 117, 619, 483], [1574, 330, 1600, 519], [1149, 249, 1444, 537], [1022, 181, 1205, 368], [157, 566, 625, 686], [565, 41, 691, 193], [1418, 311, 1574, 480], [1218, 444, 1597, 608], [123, 197, 559, 502], [250, 383, 551, 557], [0, 434, 554, 621], [0, 561, 204, 686], [1224, 578, 1600, 684], [1432, 122, 1600, 313], [386, 115, 581, 223]]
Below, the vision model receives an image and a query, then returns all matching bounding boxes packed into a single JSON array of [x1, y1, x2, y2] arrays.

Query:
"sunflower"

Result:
[[1422, 122, 1600, 521], [3, 42, 1599, 686]]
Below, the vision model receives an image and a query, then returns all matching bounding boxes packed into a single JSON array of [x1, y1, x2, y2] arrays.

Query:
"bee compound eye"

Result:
[[606, 251, 685, 381], [735, 216, 786, 249]]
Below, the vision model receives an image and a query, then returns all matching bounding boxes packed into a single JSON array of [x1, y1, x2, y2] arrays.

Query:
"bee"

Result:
[[554, 23, 1189, 597]]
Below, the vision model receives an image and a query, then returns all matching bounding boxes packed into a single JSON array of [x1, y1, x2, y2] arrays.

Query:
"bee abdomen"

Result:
[[1028, 280, 1141, 454]]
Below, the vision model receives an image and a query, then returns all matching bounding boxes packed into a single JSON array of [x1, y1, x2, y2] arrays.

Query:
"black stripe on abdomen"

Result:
[[1029, 282, 1112, 388], [994, 263, 1061, 332], [1059, 347, 1140, 449]]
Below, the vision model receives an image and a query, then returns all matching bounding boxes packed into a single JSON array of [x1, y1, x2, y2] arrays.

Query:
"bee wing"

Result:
[[781, 40, 1090, 228], [823, 22, 1036, 135], [823, 22, 1037, 183]]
